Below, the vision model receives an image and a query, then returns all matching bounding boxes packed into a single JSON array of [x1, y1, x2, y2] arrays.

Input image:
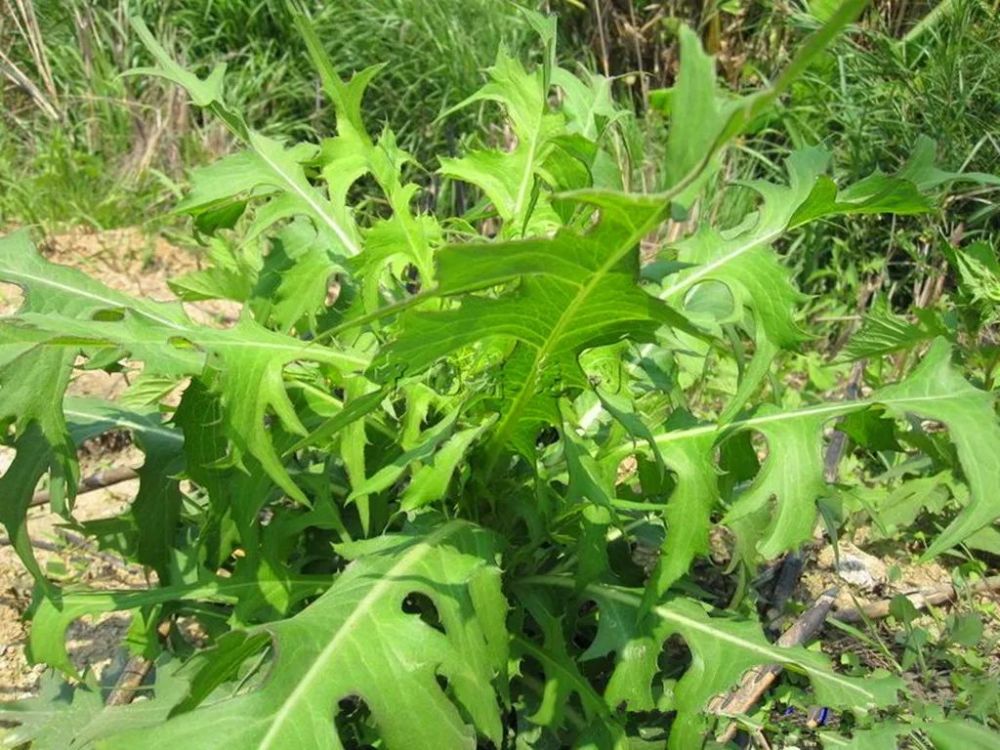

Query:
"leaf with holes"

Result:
[[93, 521, 508, 750]]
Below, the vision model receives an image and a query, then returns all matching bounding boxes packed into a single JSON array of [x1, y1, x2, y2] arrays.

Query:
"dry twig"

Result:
[[105, 655, 154, 706], [712, 576, 1000, 744], [29, 466, 138, 508], [713, 588, 839, 744], [832, 575, 1000, 623]]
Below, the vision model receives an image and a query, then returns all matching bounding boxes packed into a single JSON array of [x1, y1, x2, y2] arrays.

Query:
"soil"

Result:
[[0, 226, 238, 701], [0, 480, 147, 701]]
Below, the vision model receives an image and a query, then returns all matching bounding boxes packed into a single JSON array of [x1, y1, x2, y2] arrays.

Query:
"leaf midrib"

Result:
[[485, 209, 665, 467], [64, 406, 181, 444], [243, 132, 363, 258], [256, 520, 467, 750], [656, 218, 787, 302], [512, 126, 541, 227], [604, 390, 980, 465], [3, 268, 184, 331], [528, 575, 879, 703], [17, 322, 369, 370]]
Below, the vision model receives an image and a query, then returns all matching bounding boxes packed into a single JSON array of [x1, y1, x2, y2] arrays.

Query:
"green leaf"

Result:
[[646, 415, 719, 598], [6, 11, 995, 750], [963, 524, 1000, 556], [924, 718, 1000, 750], [130, 16, 363, 258], [0, 660, 190, 750], [807, 0, 842, 22], [0, 427, 67, 585], [868, 473, 953, 539], [841, 298, 944, 361], [788, 166, 933, 228], [838, 407, 903, 451], [513, 587, 628, 748], [605, 338, 1000, 561], [346, 409, 460, 499], [661, 148, 934, 350], [28, 578, 326, 678], [532, 576, 899, 750], [168, 236, 257, 303], [64, 398, 185, 581], [96, 521, 508, 750], [0, 229, 169, 578], [897, 135, 1000, 192], [401, 417, 495, 511], [826, 718, 1000, 750], [251, 219, 337, 333], [552, 66, 619, 142], [296, 12, 439, 290], [876, 339, 1000, 558], [654, 146, 937, 422], [660, 25, 754, 201], [560, 399, 615, 509], [0, 233, 366, 501], [373, 192, 684, 462], [951, 241, 1000, 322], [0, 672, 107, 750], [0, 231, 186, 582], [440, 47, 566, 233], [821, 723, 911, 750], [725, 404, 830, 558], [652, 3, 870, 205]]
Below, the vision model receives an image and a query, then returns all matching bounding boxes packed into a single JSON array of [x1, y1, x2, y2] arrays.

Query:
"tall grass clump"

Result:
[[781, 0, 1000, 338], [0, 0, 537, 228]]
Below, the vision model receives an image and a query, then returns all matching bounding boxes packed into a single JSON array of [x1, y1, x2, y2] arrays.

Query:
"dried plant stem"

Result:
[[590, 0, 611, 77], [832, 575, 1000, 623], [30, 466, 138, 508], [105, 655, 155, 706], [714, 588, 839, 744]]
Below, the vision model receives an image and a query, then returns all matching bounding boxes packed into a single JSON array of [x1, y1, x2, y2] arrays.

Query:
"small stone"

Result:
[[817, 542, 887, 591]]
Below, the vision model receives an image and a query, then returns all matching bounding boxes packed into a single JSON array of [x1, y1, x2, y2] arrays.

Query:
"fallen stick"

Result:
[[29, 466, 138, 508], [713, 575, 1000, 743], [832, 575, 1000, 623], [105, 655, 154, 706], [714, 588, 839, 744]]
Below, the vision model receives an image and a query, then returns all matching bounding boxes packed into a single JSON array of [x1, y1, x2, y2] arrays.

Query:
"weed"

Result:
[[0, 3, 998, 748]]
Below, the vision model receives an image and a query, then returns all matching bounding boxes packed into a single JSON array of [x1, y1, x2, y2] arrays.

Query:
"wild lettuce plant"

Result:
[[1, 3, 998, 748]]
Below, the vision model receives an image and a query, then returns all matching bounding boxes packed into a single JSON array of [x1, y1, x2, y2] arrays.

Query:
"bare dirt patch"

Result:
[[1, 481, 149, 700], [0, 226, 235, 699]]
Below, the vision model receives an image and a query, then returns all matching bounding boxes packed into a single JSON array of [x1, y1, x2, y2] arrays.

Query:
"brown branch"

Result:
[[714, 588, 839, 744], [105, 621, 172, 706], [105, 655, 154, 706], [766, 552, 805, 623], [832, 575, 1000, 623], [713, 576, 1000, 743], [30, 466, 138, 508]]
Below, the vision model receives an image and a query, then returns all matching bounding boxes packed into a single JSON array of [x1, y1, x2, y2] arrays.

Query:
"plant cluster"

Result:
[[0, 3, 998, 749]]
